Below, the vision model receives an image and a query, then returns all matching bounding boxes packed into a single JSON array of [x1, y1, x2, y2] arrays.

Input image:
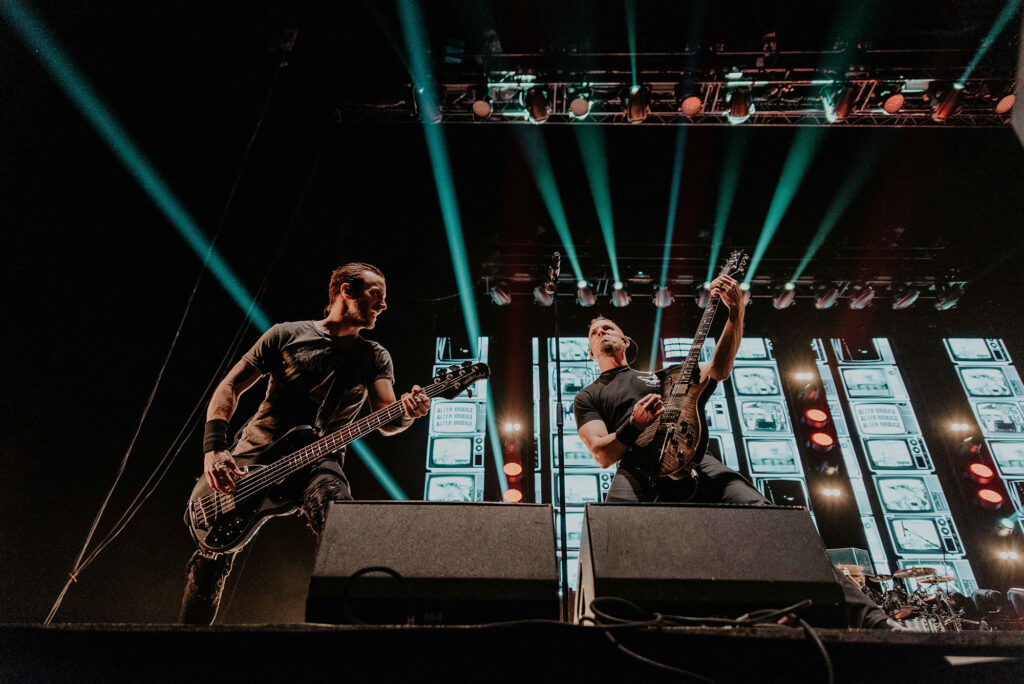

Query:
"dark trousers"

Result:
[[604, 456, 890, 628], [178, 469, 353, 625]]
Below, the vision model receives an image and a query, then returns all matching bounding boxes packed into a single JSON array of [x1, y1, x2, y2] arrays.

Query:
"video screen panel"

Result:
[[851, 403, 917, 436], [864, 438, 931, 471], [556, 511, 585, 550], [706, 435, 740, 471], [552, 400, 577, 431], [551, 364, 598, 396], [561, 473, 602, 505], [841, 368, 908, 400], [430, 401, 484, 433], [746, 439, 802, 474], [428, 436, 475, 467], [945, 338, 1010, 364], [732, 367, 781, 396], [959, 367, 1017, 397], [736, 338, 771, 360], [975, 402, 1024, 434], [875, 476, 937, 514], [548, 338, 592, 362], [989, 441, 1024, 476], [756, 478, 809, 508], [739, 400, 790, 433], [704, 395, 732, 432], [888, 518, 945, 554], [553, 434, 597, 468], [832, 338, 883, 363], [662, 337, 715, 362], [424, 472, 483, 502]]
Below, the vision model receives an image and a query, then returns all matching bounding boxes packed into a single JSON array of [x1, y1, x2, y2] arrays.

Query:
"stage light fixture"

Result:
[[675, 84, 704, 117], [489, 280, 511, 306], [569, 85, 592, 120], [470, 86, 492, 119], [532, 283, 554, 307], [653, 286, 674, 308], [998, 517, 1016, 531], [503, 488, 523, 503], [576, 280, 596, 307], [624, 85, 650, 124], [524, 86, 550, 124], [415, 86, 443, 124], [503, 462, 523, 478], [822, 488, 841, 498], [848, 284, 875, 310], [877, 85, 906, 115], [934, 283, 964, 310], [809, 432, 835, 451], [795, 372, 814, 381], [804, 408, 829, 428], [891, 284, 920, 310], [611, 281, 631, 308], [995, 92, 1015, 114], [823, 85, 859, 123], [977, 488, 1004, 509], [725, 67, 743, 80], [772, 282, 796, 309], [930, 84, 963, 123], [799, 383, 821, 403], [968, 462, 995, 484], [726, 87, 753, 124], [814, 284, 842, 310]]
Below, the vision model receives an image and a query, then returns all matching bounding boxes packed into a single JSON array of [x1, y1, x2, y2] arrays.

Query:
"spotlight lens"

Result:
[[739, 283, 750, 291], [1000, 551, 1010, 560], [1010, 552, 1020, 560], [504, 422, 514, 431], [680, 95, 703, 117], [805, 408, 829, 423], [978, 488, 1004, 505], [703, 281, 712, 290], [569, 96, 591, 119], [784, 282, 795, 290], [503, 488, 523, 503], [503, 462, 523, 477], [811, 432, 834, 448], [513, 423, 521, 431], [577, 280, 588, 289], [996, 94, 1015, 115], [472, 99, 492, 118], [613, 281, 623, 290], [969, 463, 995, 481], [999, 518, 1016, 530], [883, 93, 905, 115]]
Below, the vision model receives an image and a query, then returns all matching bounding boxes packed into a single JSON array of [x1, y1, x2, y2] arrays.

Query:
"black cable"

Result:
[[602, 629, 721, 683], [796, 615, 835, 684]]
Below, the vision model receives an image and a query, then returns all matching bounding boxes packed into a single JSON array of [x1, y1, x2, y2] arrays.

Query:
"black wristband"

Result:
[[203, 419, 230, 454], [615, 420, 640, 447]]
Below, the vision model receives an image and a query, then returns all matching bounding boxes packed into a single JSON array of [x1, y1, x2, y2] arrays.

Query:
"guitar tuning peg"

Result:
[[462, 360, 471, 368], [466, 388, 474, 398], [449, 364, 458, 372]]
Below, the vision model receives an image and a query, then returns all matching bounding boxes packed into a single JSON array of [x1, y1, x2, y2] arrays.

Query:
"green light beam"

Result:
[[396, 0, 481, 356], [351, 440, 408, 500], [625, 0, 639, 87], [957, 0, 1023, 86], [2, 0, 270, 331], [486, 387, 510, 495], [744, 127, 828, 284], [649, 127, 688, 365], [706, 129, 750, 283], [791, 135, 889, 282], [516, 127, 585, 283], [574, 126, 620, 284]]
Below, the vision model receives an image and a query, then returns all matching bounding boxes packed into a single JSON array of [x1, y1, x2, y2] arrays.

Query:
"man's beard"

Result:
[[599, 339, 617, 354]]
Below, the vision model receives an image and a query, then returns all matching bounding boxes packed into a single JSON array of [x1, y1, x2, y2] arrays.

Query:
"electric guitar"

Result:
[[632, 250, 749, 481], [185, 361, 490, 554]]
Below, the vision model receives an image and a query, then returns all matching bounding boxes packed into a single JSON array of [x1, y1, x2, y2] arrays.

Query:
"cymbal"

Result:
[[868, 574, 893, 583], [919, 575, 957, 584], [893, 567, 935, 579]]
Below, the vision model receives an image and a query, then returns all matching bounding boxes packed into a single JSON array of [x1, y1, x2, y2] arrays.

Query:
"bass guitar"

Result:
[[633, 250, 749, 481], [185, 361, 490, 554]]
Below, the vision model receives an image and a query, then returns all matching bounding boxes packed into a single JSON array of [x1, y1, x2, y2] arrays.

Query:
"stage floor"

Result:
[[3, 622, 1023, 683]]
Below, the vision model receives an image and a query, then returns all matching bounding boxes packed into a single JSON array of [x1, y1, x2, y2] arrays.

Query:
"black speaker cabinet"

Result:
[[575, 503, 846, 626], [306, 501, 559, 625]]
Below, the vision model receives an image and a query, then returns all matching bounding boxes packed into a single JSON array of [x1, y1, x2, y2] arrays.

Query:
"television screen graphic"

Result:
[[852, 404, 907, 435], [549, 338, 591, 362], [739, 400, 790, 433], [947, 338, 997, 362], [842, 368, 893, 398], [976, 402, 1024, 433], [960, 368, 1013, 396], [732, 367, 780, 395], [704, 396, 731, 431], [865, 440, 915, 469], [551, 365, 597, 396], [736, 338, 770, 360], [554, 434, 595, 468], [889, 518, 943, 553], [430, 437, 473, 466], [426, 475, 479, 502], [564, 474, 600, 504], [759, 479, 808, 507], [833, 338, 882, 363], [746, 440, 801, 474], [877, 477, 934, 513], [989, 441, 1024, 475], [430, 402, 480, 433]]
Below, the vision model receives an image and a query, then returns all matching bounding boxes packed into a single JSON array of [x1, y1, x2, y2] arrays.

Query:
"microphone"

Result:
[[544, 252, 561, 295]]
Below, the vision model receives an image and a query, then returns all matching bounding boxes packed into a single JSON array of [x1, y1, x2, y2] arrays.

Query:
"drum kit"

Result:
[[858, 566, 964, 631]]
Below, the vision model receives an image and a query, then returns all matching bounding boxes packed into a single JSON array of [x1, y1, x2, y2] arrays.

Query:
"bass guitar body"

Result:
[[184, 425, 323, 555], [634, 365, 717, 481]]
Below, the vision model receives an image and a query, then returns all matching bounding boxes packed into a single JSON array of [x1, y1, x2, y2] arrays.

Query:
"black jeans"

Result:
[[605, 456, 890, 628], [178, 467, 353, 625]]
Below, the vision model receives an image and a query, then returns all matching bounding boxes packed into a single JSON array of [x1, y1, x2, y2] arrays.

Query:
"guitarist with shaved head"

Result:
[[180, 262, 430, 624]]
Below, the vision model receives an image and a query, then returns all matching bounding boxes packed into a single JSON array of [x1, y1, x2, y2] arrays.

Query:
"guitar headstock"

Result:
[[718, 250, 749, 279], [433, 361, 490, 400]]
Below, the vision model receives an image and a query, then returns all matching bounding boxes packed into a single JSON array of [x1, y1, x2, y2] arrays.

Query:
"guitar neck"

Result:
[[680, 293, 723, 382]]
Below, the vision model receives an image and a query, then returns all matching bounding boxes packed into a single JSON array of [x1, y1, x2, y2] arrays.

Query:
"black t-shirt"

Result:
[[233, 320, 395, 455]]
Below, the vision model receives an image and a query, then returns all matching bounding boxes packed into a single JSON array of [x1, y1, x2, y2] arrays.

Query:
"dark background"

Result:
[[2, 1, 1023, 623]]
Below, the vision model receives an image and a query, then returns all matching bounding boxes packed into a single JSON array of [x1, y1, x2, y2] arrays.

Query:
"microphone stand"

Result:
[[549, 266, 570, 621]]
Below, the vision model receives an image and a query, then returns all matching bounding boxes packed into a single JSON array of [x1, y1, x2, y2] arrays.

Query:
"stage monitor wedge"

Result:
[[576, 503, 846, 627], [307, 501, 559, 625]]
